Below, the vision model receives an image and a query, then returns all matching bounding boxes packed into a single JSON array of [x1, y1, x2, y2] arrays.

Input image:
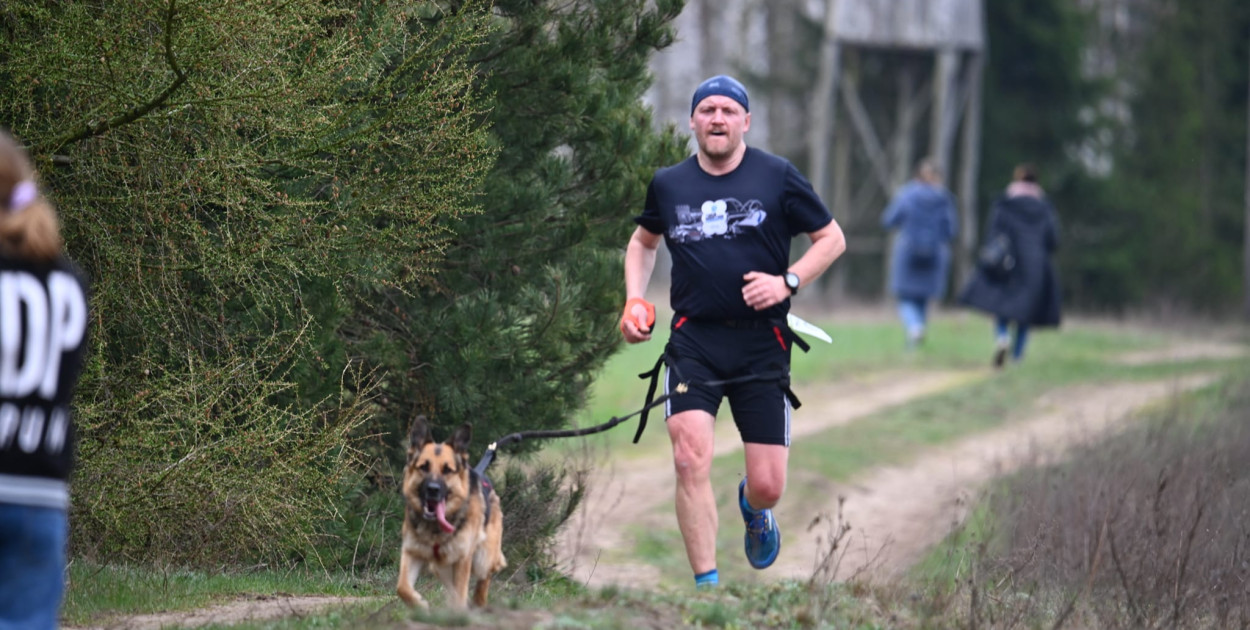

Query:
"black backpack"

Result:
[[908, 224, 941, 267], [977, 233, 1016, 281]]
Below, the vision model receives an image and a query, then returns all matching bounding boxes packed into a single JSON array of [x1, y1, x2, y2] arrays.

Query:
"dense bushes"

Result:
[[3, 1, 496, 565]]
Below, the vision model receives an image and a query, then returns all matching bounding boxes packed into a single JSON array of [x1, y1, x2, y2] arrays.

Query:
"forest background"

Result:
[[1, 0, 1247, 573]]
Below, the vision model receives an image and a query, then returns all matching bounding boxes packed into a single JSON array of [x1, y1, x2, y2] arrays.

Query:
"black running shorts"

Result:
[[663, 316, 793, 446]]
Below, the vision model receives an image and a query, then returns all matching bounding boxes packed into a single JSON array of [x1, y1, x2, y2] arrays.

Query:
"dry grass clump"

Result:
[[978, 377, 1250, 629]]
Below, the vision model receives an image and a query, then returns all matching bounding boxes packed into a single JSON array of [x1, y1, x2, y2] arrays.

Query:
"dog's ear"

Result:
[[408, 415, 432, 458], [451, 423, 472, 454]]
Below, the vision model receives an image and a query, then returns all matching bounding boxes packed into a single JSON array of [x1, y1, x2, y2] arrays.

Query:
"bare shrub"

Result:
[[807, 497, 856, 586], [70, 358, 376, 568], [800, 499, 857, 625]]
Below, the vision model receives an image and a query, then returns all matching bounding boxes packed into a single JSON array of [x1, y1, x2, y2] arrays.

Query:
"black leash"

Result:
[[474, 318, 811, 473], [472, 388, 679, 475]]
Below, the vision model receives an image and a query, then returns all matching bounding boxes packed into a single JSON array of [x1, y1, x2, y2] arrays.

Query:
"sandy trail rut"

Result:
[[74, 596, 372, 630], [772, 373, 1221, 583]]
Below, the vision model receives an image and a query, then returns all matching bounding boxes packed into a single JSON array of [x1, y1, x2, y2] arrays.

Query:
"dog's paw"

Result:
[[397, 589, 430, 609]]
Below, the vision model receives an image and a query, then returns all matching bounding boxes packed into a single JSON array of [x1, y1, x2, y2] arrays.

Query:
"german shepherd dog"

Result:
[[397, 416, 506, 608]]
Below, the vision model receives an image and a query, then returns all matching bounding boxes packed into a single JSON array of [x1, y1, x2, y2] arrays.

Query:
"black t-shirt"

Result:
[[0, 256, 90, 509], [635, 147, 832, 320]]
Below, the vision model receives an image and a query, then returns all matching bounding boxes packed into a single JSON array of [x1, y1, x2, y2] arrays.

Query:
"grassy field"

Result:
[[60, 312, 1248, 629]]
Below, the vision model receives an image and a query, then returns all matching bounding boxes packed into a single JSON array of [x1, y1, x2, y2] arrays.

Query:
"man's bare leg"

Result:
[[738, 442, 788, 569], [667, 409, 718, 575], [742, 442, 789, 510]]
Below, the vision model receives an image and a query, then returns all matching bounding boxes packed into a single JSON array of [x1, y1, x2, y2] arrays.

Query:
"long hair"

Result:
[[0, 130, 62, 262]]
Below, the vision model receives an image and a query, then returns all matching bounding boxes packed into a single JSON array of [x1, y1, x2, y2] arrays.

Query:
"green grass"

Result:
[[179, 600, 400, 630], [61, 561, 389, 626], [173, 579, 901, 630], [908, 493, 999, 590], [64, 559, 910, 629]]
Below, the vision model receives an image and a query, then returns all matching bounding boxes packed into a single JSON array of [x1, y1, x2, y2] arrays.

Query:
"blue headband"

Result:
[[690, 75, 749, 116]]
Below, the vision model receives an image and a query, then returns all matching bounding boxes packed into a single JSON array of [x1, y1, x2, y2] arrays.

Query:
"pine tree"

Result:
[[1096, 0, 1250, 309], [981, 0, 1099, 209], [343, 0, 689, 461], [979, 0, 1130, 308]]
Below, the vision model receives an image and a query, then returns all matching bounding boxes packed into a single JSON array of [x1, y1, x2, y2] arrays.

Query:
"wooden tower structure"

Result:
[[807, 0, 986, 299]]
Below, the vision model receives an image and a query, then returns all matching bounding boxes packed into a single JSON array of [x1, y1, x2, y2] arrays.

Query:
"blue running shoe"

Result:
[[738, 478, 781, 569]]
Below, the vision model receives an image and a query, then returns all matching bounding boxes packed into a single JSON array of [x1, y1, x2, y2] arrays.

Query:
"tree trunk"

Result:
[[956, 52, 984, 292], [698, 0, 725, 71], [808, 0, 844, 304], [808, 0, 842, 204], [930, 49, 959, 174], [883, 63, 919, 299], [1243, 43, 1250, 319], [765, 0, 808, 159]]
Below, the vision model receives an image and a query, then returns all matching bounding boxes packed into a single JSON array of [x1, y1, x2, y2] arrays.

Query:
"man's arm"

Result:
[[622, 226, 663, 342], [789, 219, 846, 291], [742, 219, 846, 310]]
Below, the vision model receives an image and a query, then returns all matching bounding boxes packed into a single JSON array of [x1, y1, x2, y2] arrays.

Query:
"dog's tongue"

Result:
[[435, 501, 455, 533]]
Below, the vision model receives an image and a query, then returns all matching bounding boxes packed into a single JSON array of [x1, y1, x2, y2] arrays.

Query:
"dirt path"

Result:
[[554, 368, 983, 588], [74, 595, 555, 630], [556, 342, 1244, 589], [74, 596, 376, 630]]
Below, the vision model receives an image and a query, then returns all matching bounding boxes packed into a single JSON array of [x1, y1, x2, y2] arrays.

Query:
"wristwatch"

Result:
[[784, 272, 800, 295]]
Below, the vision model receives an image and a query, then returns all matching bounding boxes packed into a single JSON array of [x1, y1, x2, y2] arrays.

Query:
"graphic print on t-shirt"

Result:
[[669, 197, 766, 244]]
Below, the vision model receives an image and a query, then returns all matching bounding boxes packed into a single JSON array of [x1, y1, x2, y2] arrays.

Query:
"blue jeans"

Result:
[[896, 297, 928, 339], [995, 317, 1030, 361], [0, 503, 67, 630]]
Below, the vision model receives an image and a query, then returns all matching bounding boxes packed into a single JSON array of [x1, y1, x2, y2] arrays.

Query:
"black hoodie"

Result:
[[0, 256, 89, 510]]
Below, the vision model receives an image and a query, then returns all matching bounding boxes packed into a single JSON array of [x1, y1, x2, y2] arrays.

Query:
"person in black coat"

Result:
[[959, 164, 1061, 367]]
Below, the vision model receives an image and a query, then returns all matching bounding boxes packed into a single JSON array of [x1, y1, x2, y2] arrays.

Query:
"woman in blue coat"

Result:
[[959, 164, 1062, 367], [881, 159, 959, 348]]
